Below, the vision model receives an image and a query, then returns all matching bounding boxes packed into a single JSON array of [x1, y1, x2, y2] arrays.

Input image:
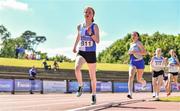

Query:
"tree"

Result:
[[0, 26, 47, 58], [0, 38, 16, 57], [0, 25, 12, 57], [49, 54, 72, 62], [0, 25, 11, 42], [98, 32, 180, 64], [21, 30, 46, 52]]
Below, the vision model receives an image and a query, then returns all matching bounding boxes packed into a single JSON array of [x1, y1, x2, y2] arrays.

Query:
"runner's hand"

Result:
[[87, 27, 92, 36], [73, 47, 77, 53]]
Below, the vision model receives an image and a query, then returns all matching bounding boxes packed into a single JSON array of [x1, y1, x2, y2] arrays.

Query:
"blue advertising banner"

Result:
[[0, 79, 13, 92], [171, 83, 180, 92], [160, 85, 166, 92], [97, 81, 112, 92], [114, 82, 128, 92], [68, 81, 90, 92], [96, 82, 101, 92], [30, 80, 42, 91], [15, 79, 42, 91], [83, 82, 91, 92], [160, 82, 180, 92], [43, 80, 66, 93], [134, 83, 152, 92], [15, 79, 30, 91]]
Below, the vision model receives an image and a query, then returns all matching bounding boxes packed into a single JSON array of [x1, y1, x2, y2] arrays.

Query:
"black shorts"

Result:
[[169, 72, 179, 76], [163, 75, 168, 81], [78, 51, 96, 63], [152, 70, 164, 78]]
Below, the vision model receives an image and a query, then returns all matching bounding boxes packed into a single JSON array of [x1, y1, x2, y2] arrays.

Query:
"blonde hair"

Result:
[[155, 48, 161, 54], [169, 49, 177, 57]]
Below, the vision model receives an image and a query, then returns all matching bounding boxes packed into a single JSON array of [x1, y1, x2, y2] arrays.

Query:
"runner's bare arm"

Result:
[[91, 24, 99, 44], [136, 42, 147, 55], [73, 25, 81, 53]]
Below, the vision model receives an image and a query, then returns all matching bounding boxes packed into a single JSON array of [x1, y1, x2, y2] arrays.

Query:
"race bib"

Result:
[[155, 61, 163, 66], [153, 60, 163, 67], [81, 41, 93, 47]]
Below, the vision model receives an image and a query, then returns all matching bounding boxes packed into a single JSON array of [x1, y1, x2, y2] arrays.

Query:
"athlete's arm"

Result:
[[128, 43, 133, 55], [128, 42, 147, 55], [91, 24, 100, 44], [73, 25, 81, 53], [136, 42, 147, 55], [162, 57, 166, 67], [175, 57, 180, 67], [150, 57, 155, 71]]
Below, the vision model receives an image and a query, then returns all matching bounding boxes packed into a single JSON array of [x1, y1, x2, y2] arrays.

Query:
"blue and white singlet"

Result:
[[78, 23, 96, 52]]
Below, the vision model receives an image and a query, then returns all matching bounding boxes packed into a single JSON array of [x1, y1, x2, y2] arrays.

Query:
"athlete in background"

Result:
[[150, 48, 165, 100], [127, 32, 147, 99], [166, 49, 180, 96]]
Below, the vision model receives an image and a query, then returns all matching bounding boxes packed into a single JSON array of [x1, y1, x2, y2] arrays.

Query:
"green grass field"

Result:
[[0, 58, 150, 72], [160, 96, 180, 102]]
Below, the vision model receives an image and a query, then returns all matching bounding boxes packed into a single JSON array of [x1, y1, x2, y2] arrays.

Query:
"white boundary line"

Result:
[[69, 98, 149, 111], [67, 102, 113, 111]]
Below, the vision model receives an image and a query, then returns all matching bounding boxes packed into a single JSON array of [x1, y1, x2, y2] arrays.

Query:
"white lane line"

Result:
[[0, 95, 125, 103], [68, 102, 113, 111], [0, 96, 85, 103], [0, 100, 87, 110], [0, 96, 93, 105]]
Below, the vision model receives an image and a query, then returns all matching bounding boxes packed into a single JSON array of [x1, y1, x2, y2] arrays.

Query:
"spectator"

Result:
[[15, 45, 20, 58], [29, 66, 37, 94], [53, 60, 59, 71], [25, 54, 29, 59], [19, 46, 25, 59], [30, 53, 36, 60], [42, 60, 51, 70], [46, 56, 49, 60]]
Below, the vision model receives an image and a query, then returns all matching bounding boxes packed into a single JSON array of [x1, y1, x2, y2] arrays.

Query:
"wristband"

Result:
[[89, 33, 94, 37]]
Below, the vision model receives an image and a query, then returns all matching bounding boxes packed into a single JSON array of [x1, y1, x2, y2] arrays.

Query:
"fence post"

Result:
[[40, 79, 44, 94], [112, 80, 114, 93], [66, 80, 69, 93], [11, 78, 15, 94]]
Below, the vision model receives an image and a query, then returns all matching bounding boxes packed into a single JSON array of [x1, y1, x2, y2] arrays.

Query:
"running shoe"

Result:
[[127, 94, 133, 99], [76, 86, 83, 97], [155, 95, 160, 101], [141, 85, 147, 91], [152, 92, 156, 98], [91, 95, 96, 105]]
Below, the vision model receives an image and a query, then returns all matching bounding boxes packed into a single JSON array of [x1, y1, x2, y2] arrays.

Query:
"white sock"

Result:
[[128, 92, 132, 96], [79, 84, 83, 87], [92, 93, 96, 96], [155, 92, 159, 96]]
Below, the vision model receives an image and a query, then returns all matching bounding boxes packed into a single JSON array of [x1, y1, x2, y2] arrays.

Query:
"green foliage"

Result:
[[0, 25, 47, 58], [98, 32, 180, 64], [0, 25, 10, 41], [0, 38, 16, 57], [0, 25, 12, 57], [36, 51, 47, 60], [49, 55, 72, 62], [21, 30, 46, 52]]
